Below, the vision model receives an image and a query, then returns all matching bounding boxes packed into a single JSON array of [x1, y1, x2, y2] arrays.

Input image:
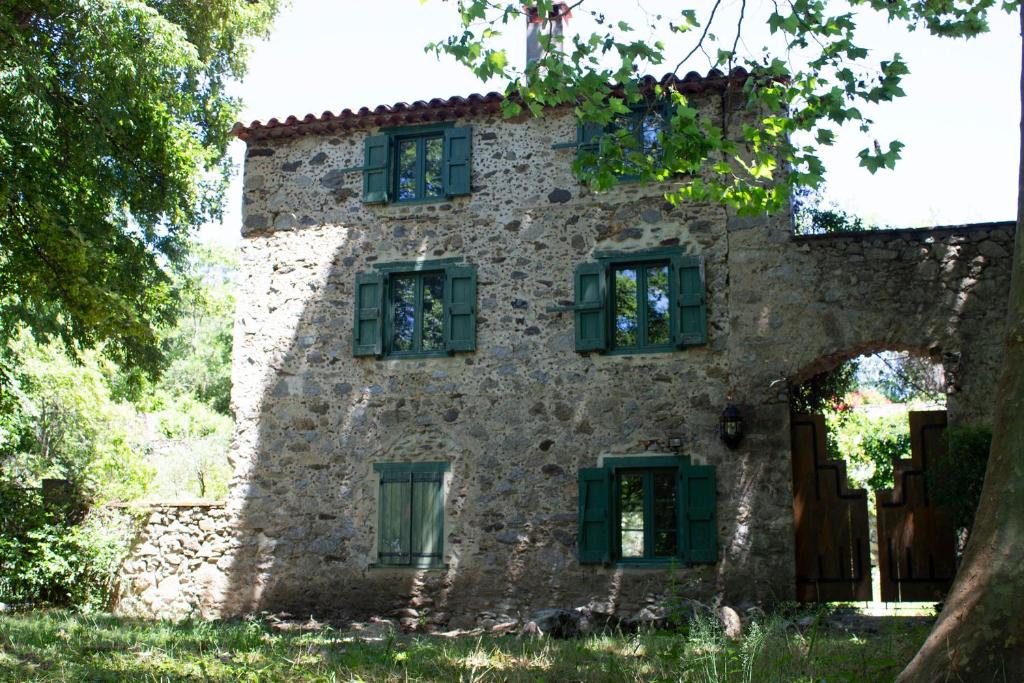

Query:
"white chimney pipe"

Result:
[[526, 3, 568, 71]]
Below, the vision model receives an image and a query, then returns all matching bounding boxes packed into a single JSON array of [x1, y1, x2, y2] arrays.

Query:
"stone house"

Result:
[[114, 67, 1013, 623]]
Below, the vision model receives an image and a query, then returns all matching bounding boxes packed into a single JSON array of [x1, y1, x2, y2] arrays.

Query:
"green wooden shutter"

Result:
[[578, 467, 612, 564], [443, 265, 476, 352], [680, 463, 717, 564], [411, 471, 444, 566], [574, 262, 608, 352], [362, 133, 391, 203], [378, 470, 412, 565], [353, 271, 385, 357], [443, 126, 472, 197], [672, 254, 707, 347], [576, 121, 604, 155]]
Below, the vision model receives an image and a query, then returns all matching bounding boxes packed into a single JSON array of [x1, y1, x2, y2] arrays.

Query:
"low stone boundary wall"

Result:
[[110, 502, 235, 620]]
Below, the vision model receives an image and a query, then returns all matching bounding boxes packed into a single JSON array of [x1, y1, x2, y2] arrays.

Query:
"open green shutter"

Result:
[[443, 126, 472, 197], [443, 265, 476, 352], [680, 463, 717, 564], [363, 134, 391, 203], [574, 262, 608, 352], [378, 470, 412, 565], [353, 271, 384, 357], [672, 254, 707, 347], [578, 467, 612, 564], [411, 471, 444, 566], [574, 121, 604, 170]]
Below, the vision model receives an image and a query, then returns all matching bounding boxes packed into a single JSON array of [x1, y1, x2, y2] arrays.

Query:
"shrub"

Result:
[[0, 483, 130, 610], [928, 425, 991, 534]]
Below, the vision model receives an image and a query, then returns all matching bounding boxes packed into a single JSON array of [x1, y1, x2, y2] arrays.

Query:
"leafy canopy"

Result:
[[428, 0, 1016, 215], [0, 0, 278, 377]]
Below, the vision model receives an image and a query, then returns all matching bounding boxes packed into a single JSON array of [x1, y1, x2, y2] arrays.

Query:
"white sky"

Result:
[[198, 0, 1020, 245]]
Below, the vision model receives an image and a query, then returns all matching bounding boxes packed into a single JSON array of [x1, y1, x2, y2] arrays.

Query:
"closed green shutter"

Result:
[[443, 126, 472, 197], [578, 467, 612, 564], [353, 271, 384, 357], [378, 470, 412, 565], [443, 265, 476, 352], [574, 262, 608, 352], [411, 471, 444, 566], [672, 254, 707, 347], [362, 134, 391, 203], [680, 463, 717, 564]]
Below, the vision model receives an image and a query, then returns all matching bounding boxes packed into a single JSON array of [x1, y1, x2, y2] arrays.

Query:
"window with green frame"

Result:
[[560, 101, 670, 178], [574, 249, 707, 354], [374, 462, 448, 568], [362, 125, 472, 204], [353, 260, 476, 359], [578, 456, 717, 566]]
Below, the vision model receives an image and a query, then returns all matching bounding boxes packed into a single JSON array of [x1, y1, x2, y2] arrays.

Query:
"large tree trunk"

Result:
[[898, 9, 1024, 681]]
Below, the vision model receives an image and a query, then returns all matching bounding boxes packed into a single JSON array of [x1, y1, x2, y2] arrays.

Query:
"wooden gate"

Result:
[[791, 414, 872, 602], [876, 410, 957, 602]]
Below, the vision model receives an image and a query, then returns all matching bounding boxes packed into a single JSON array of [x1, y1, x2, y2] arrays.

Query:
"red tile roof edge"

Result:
[[231, 68, 750, 142]]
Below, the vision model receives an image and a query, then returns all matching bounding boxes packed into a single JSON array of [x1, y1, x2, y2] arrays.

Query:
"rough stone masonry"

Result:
[[114, 73, 1013, 625]]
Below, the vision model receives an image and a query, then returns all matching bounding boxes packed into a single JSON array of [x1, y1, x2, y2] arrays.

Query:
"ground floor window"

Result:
[[578, 456, 716, 566], [374, 462, 448, 568]]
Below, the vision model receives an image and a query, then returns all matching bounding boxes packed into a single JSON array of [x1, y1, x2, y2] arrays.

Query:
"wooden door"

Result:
[[791, 414, 872, 602]]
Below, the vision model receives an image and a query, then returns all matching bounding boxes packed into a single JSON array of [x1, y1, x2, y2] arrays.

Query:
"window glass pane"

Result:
[[421, 272, 445, 351], [646, 264, 670, 345], [397, 139, 417, 201], [619, 473, 645, 558], [653, 470, 677, 557], [391, 275, 416, 352], [424, 137, 444, 198], [640, 112, 664, 156], [614, 267, 639, 347]]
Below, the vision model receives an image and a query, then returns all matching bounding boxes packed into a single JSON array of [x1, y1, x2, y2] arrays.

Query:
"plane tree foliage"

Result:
[[0, 0, 278, 381]]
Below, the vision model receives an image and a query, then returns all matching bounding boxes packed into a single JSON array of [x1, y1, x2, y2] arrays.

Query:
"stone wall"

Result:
[[113, 504, 235, 620], [114, 82, 1014, 623]]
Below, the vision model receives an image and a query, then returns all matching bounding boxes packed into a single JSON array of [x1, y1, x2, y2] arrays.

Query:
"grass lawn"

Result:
[[0, 609, 931, 682]]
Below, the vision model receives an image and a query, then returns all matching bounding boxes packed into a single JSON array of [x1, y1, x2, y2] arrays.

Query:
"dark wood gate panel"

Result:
[[876, 410, 957, 602], [791, 414, 872, 602]]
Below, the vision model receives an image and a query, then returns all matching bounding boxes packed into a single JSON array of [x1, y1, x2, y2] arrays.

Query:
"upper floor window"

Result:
[[353, 260, 477, 359], [362, 125, 472, 204], [564, 101, 670, 179], [574, 249, 707, 354]]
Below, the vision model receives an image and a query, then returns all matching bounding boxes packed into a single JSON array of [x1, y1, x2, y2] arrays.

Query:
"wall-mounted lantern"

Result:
[[719, 404, 744, 449]]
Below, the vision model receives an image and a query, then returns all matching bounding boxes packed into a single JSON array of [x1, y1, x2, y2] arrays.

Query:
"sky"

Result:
[[198, 0, 1021, 245]]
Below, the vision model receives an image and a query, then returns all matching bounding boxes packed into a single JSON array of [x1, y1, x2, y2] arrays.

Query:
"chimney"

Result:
[[525, 3, 570, 71]]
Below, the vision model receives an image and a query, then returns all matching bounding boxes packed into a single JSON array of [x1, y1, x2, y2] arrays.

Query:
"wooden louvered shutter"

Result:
[[680, 462, 717, 564], [443, 265, 476, 352], [353, 271, 384, 357], [378, 470, 412, 565], [362, 134, 391, 203], [672, 254, 707, 347], [442, 126, 472, 197], [574, 262, 608, 352], [578, 467, 612, 564]]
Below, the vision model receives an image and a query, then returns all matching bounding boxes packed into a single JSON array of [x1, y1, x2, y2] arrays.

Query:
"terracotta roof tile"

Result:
[[230, 68, 749, 142]]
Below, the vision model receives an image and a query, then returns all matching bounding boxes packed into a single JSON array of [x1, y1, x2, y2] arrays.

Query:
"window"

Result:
[[578, 456, 717, 566], [374, 462, 448, 568], [362, 125, 472, 204], [565, 101, 670, 178], [574, 249, 707, 354], [353, 260, 476, 358]]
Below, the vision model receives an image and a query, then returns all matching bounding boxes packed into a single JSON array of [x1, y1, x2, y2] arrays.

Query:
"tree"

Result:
[[431, 1, 1022, 677], [0, 1, 278, 378]]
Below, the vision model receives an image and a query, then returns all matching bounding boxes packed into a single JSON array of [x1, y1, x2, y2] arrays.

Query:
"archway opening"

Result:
[[789, 348, 957, 608]]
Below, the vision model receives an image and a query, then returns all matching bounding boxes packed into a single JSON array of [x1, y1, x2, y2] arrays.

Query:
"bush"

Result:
[[928, 425, 991, 534], [828, 408, 910, 491], [0, 483, 130, 610]]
